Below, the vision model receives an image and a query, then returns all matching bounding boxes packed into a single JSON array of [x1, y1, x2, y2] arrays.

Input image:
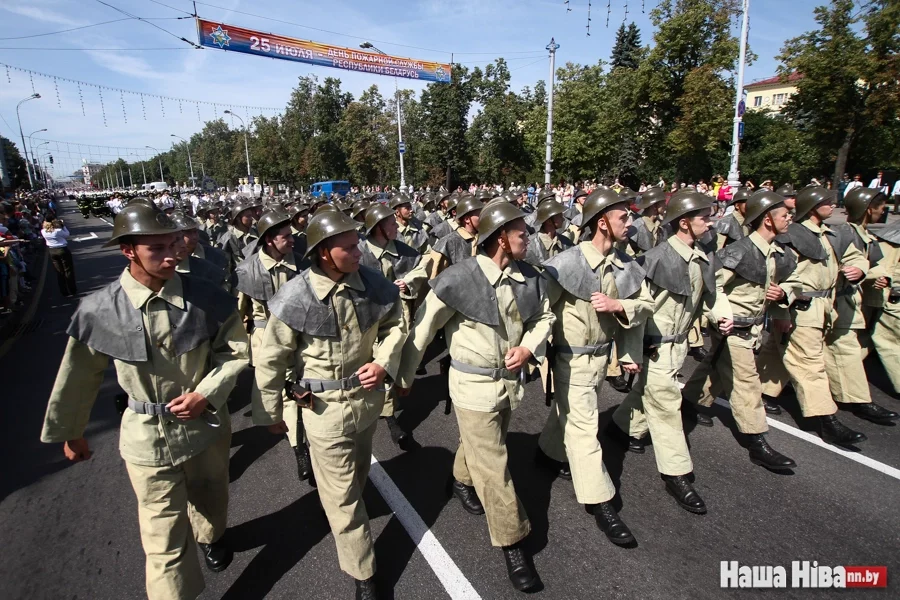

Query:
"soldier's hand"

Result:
[[621, 362, 641, 375], [267, 421, 289, 435], [841, 265, 864, 283], [874, 276, 889, 290], [591, 292, 623, 315], [773, 319, 793, 333], [167, 392, 209, 420], [64, 438, 92, 462], [394, 279, 409, 294], [504, 346, 533, 372], [765, 283, 786, 301], [718, 318, 734, 335], [357, 363, 387, 390]]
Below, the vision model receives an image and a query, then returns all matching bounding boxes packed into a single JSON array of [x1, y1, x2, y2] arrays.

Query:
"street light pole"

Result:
[[146, 146, 165, 182], [28, 128, 48, 182], [225, 110, 252, 183], [361, 42, 406, 190], [33, 142, 49, 185], [727, 0, 751, 191], [16, 93, 41, 188], [171, 134, 195, 186], [544, 38, 559, 187]]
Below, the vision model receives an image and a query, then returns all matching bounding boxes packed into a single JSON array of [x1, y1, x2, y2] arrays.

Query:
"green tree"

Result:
[[340, 85, 392, 185], [1, 136, 29, 190], [737, 110, 822, 185], [419, 64, 475, 188], [610, 22, 643, 70], [312, 77, 352, 180]]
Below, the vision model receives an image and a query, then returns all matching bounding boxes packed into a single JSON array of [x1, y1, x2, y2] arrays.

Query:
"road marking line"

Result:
[[369, 454, 482, 600], [99, 217, 114, 227], [712, 398, 900, 482]]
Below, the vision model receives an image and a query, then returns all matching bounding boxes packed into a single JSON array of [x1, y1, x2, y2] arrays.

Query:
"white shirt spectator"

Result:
[[869, 176, 889, 194], [42, 225, 70, 248], [845, 180, 863, 193], [891, 180, 900, 197]]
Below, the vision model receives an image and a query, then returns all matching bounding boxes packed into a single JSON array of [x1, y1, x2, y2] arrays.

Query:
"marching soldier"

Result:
[[216, 201, 259, 269], [41, 203, 249, 600], [351, 199, 372, 234], [171, 212, 232, 289], [397, 202, 554, 592], [681, 191, 798, 470], [611, 192, 733, 514], [539, 188, 652, 544], [625, 187, 666, 256], [564, 189, 590, 242], [392, 193, 431, 254], [757, 186, 886, 445], [428, 193, 459, 240], [776, 182, 797, 212], [359, 203, 432, 448], [253, 209, 407, 600], [524, 197, 574, 266], [289, 201, 310, 257], [238, 208, 315, 483], [428, 195, 482, 277], [864, 216, 900, 394], [714, 187, 753, 249]]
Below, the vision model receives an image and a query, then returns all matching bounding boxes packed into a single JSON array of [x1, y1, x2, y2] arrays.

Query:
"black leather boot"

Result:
[[683, 402, 714, 427], [446, 477, 485, 515], [383, 415, 411, 449], [661, 474, 707, 514], [762, 395, 782, 415], [534, 447, 572, 480], [604, 422, 645, 454], [848, 402, 899, 425], [688, 346, 708, 361], [588, 502, 635, 546], [606, 374, 631, 393], [819, 414, 867, 446], [355, 576, 378, 600], [502, 544, 539, 592], [746, 434, 796, 471], [294, 444, 313, 481], [198, 540, 233, 572]]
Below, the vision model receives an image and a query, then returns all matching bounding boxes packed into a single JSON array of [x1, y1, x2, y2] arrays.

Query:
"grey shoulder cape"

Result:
[[429, 257, 546, 326], [200, 244, 229, 271], [268, 264, 399, 337], [431, 218, 454, 240], [67, 274, 236, 362], [778, 223, 832, 262], [358, 239, 422, 281], [830, 223, 884, 266], [186, 255, 228, 287], [433, 230, 473, 266], [638, 240, 716, 296], [869, 222, 900, 246], [716, 236, 767, 285], [234, 251, 306, 302], [524, 233, 574, 267], [628, 217, 661, 254], [403, 219, 430, 251], [715, 213, 746, 244], [543, 245, 646, 301]]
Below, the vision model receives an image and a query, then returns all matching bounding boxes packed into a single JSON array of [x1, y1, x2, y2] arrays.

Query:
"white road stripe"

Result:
[[369, 455, 482, 600], [99, 217, 114, 227], [712, 398, 900, 482]]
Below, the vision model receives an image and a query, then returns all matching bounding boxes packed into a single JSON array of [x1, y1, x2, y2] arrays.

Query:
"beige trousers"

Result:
[[866, 305, 900, 392], [606, 344, 622, 378], [762, 326, 837, 417], [682, 331, 768, 434], [306, 420, 377, 580], [612, 342, 693, 476], [824, 327, 872, 405], [124, 429, 231, 600], [756, 330, 791, 398], [538, 373, 616, 504], [453, 405, 531, 547]]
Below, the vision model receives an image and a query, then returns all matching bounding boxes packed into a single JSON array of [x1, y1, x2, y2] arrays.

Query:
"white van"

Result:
[[143, 181, 169, 192]]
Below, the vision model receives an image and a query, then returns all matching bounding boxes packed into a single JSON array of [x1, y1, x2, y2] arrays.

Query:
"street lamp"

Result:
[[170, 134, 195, 186], [146, 145, 165, 182], [224, 110, 252, 184], [132, 154, 147, 185], [360, 42, 406, 191], [33, 141, 49, 185], [28, 128, 47, 168], [16, 93, 41, 189]]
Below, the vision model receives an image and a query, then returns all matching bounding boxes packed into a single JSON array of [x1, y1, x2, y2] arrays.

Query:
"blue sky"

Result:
[[0, 0, 820, 180]]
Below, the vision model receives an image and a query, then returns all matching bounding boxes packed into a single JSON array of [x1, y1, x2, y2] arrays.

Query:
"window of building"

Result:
[[753, 95, 762, 107], [773, 93, 787, 106]]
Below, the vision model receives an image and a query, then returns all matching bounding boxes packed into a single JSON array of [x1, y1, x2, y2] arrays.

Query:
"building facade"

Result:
[[744, 73, 802, 114], [81, 161, 103, 185]]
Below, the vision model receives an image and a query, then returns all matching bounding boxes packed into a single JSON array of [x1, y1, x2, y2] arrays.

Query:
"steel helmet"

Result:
[[743, 191, 787, 225], [775, 183, 796, 198], [445, 194, 460, 212], [313, 203, 339, 217], [257, 207, 293, 238], [794, 185, 836, 221], [619, 187, 638, 201], [455, 195, 483, 222], [230, 201, 254, 224], [351, 199, 372, 219], [304, 210, 360, 259], [389, 193, 413, 210], [635, 188, 667, 211], [661, 192, 715, 225], [844, 187, 886, 222], [169, 211, 199, 231], [534, 198, 565, 226], [364, 203, 395, 235], [104, 202, 180, 247], [581, 188, 630, 230], [476, 201, 525, 246], [726, 186, 753, 207]]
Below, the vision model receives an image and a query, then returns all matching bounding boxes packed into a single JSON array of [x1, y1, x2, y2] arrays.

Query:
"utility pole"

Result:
[[146, 146, 165, 182], [225, 111, 252, 183], [544, 38, 559, 187], [727, 0, 750, 191], [16, 93, 40, 189]]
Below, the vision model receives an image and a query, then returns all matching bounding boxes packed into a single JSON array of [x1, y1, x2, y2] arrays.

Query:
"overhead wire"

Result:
[[94, 0, 201, 48]]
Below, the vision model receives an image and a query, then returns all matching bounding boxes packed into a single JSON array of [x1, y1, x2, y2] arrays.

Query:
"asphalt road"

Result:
[[1, 200, 898, 600]]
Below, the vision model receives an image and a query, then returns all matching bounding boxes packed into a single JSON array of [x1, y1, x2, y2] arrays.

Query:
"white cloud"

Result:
[[0, 0, 85, 27]]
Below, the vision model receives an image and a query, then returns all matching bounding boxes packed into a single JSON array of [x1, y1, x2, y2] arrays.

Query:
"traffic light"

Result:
[[49, 155, 54, 164]]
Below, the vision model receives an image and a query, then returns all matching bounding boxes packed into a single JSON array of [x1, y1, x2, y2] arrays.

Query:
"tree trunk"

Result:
[[446, 163, 451, 191], [832, 129, 854, 192]]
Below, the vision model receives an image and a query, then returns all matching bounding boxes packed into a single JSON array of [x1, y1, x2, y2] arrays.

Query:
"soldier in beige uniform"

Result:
[[611, 193, 733, 514], [359, 203, 432, 448], [253, 210, 406, 600], [624, 187, 666, 257], [538, 188, 652, 544], [397, 202, 554, 592], [238, 208, 315, 482], [41, 203, 249, 600], [714, 187, 752, 250], [758, 186, 885, 445], [171, 212, 231, 289], [682, 192, 799, 470], [428, 195, 481, 277], [523, 199, 574, 266], [392, 193, 431, 254], [864, 217, 900, 395], [216, 200, 259, 269]]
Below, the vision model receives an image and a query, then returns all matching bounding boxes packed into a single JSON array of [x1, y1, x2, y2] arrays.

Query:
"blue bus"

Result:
[[310, 180, 351, 197]]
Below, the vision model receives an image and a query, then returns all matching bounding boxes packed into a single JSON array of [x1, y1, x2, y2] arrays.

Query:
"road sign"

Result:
[[738, 100, 746, 117], [738, 122, 745, 139], [398, 142, 406, 154]]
